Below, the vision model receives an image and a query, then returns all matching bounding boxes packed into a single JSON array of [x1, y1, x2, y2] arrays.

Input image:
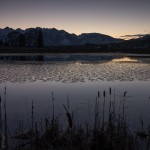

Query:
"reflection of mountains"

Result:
[[0, 54, 114, 62], [0, 60, 150, 83]]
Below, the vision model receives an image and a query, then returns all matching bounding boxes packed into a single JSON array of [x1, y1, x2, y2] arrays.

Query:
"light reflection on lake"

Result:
[[0, 54, 150, 130], [0, 57, 150, 83], [112, 57, 138, 62]]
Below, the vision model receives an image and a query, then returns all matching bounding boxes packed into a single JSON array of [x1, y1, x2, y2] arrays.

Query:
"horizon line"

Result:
[[0, 26, 149, 39]]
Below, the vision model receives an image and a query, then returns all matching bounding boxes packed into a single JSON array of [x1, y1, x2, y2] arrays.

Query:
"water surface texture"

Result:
[[0, 54, 150, 130], [0, 56, 150, 83]]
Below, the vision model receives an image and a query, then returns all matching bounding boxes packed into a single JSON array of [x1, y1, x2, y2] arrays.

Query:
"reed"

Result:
[[94, 97, 98, 129], [52, 92, 55, 128], [31, 100, 34, 131], [63, 104, 72, 129], [113, 88, 116, 115], [0, 94, 2, 132], [2, 87, 150, 150], [109, 87, 112, 122], [102, 90, 106, 130], [4, 86, 8, 150], [87, 100, 92, 127], [123, 91, 127, 120], [0, 94, 3, 149]]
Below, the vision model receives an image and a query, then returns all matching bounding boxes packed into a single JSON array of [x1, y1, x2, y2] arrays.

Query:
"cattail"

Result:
[[124, 91, 127, 97], [109, 87, 112, 95], [66, 112, 72, 128], [103, 91, 106, 98], [98, 91, 100, 98], [4, 98, 8, 150], [63, 104, 72, 128], [3, 86, 9, 150], [109, 87, 112, 115], [103, 91, 106, 129], [4, 86, 6, 96], [123, 91, 127, 119], [31, 101, 34, 130], [109, 100, 111, 116], [51, 92, 55, 129], [94, 98, 98, 129], [113, 88, 116, 114]]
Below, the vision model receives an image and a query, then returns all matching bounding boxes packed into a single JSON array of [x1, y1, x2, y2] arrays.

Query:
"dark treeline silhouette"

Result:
[[1, 28, 44, 48], [0, 44, 150, 54], [0, 29, 150, 53], [36, 30, 44, 48]]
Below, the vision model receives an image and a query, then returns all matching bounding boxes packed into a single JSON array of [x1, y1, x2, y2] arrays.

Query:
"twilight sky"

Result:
[[0, 0, 150, 37]]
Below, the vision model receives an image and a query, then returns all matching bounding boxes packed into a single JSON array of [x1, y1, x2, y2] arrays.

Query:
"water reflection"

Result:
[[0, 54, 114, 62], [0, 59, 150, 83], [1, 80, 150, 131], [0, 55, 150, 131], [112, 57, 138, 62]]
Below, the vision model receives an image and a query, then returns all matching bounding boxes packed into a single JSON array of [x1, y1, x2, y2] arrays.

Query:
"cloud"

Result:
[[120, 34, 147, 38], [120, 34, 150, 39]]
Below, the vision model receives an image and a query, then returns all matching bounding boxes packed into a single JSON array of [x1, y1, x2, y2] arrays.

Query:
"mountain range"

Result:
[[0, 27, 123, 47]]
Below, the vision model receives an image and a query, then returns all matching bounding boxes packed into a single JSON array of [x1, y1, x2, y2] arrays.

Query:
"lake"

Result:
[[0, 53, 150, 131]]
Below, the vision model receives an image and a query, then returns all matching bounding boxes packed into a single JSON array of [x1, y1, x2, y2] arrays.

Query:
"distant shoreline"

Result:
[[0, 46, 150, 54]]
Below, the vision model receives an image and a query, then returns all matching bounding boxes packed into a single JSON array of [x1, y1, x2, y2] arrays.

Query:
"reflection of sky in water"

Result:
[[112, 57, 138, 62], [0, 57, 150, 130], [0, 81, 150, 130]]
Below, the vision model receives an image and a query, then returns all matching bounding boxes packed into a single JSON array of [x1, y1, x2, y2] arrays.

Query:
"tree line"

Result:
[[0, 29, 43, 48]]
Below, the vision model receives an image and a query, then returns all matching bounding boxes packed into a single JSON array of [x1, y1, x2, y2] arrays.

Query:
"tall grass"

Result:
[[4, 86, 9, 150], [1, 87, 150, 150]]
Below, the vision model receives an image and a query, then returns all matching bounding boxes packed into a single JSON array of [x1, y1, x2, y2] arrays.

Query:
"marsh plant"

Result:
[[0, 87, 150, 150]]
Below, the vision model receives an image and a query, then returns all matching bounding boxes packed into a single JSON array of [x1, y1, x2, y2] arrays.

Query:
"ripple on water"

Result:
[[0, 61, 150, 83]]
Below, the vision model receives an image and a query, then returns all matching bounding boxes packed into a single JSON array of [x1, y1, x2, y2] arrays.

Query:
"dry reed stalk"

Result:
[[94, 97, 98, 129], [98, 91, 100, 98], [102, 91, 106, 129], [63, 104, 72, 129], [123, 91, 127, 120], [0, 95, 2, 132], [97, 91, 101, 126], [88, 100, 92, 127], [4, 86, 8, 150], [52, 92, 55, 127], [109, 87, 112, 118], [31, 100, 34, 131], [0, 94, 3, 149], [113, 88, 116, 115]]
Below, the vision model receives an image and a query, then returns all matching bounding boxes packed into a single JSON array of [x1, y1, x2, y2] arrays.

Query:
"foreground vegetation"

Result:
[[0, 88, 150, 150]]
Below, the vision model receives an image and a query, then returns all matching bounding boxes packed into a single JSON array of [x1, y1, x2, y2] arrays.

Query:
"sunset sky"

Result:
[[0, 0, 150, 38]]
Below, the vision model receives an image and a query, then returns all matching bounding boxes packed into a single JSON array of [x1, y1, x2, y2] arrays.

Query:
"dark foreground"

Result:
[[1, 90, 150, 150], [0, 46, 150, 54]]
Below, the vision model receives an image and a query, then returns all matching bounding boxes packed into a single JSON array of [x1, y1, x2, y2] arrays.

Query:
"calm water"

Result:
[[0, 53, 150, 130]]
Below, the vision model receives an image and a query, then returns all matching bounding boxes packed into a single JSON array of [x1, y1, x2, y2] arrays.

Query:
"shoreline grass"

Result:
[[0, 88, 150, 150]]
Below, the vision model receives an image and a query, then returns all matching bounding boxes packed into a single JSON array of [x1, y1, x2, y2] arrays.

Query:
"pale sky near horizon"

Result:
[[0, 0, 150, 38]]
